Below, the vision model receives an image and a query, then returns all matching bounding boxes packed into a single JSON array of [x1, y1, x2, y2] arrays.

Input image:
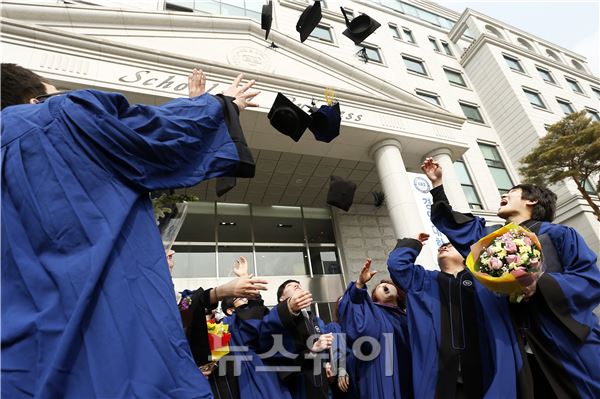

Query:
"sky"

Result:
[[438, 0, 600, 76]]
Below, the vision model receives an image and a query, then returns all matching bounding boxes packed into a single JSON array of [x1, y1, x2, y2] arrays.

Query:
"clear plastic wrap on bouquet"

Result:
[[159, 202, 188, 251], [466, 222, 544, 302]]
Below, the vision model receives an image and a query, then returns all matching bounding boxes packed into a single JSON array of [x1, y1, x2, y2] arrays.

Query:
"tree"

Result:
[[519, 110, 600, 221]]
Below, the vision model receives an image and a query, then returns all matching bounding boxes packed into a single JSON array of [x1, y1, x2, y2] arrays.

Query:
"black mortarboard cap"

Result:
[[308, 102, 341, 143], [268, 93, 312, 142], [340, 7, 381, 45], [216, 176, 237, 197], [326, 175, 357, 212], [296, 1, 322, 43], [261, 1, 273, 40]]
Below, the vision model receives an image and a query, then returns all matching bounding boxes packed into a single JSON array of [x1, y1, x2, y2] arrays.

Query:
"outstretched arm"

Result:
[[421, 157, 488, 257], [387, 233, 431, 292]]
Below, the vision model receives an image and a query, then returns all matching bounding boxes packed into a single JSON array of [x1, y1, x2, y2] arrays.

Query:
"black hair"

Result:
[[512, 184, 557, 222], [1, 63, 49, 110], [277, 279, 300, 302]]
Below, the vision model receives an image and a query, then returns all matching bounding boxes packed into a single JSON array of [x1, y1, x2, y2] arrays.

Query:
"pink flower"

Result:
[[506, 254, 520, 265], [530, 259, 540, 269], [524, 237, 532, 246], [489, 257, 503, 270], [486, 246, 496, 256], [505, 241, 517, 253]]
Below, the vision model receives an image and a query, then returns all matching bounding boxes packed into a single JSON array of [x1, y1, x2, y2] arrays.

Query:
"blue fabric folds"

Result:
[[1, 90, 245, 398]]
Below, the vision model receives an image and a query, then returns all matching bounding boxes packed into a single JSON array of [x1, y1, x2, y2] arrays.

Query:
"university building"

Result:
[[2, 0, 599, 320]]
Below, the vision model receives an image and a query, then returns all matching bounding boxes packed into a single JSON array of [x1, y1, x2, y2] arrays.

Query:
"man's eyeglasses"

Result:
[[34, 90, 72, 102]]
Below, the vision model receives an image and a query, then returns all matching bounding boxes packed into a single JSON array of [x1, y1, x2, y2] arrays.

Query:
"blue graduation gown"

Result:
[[1, 90, 251, 398], [387, 239, 522, 399], [259, 301, 331, 399], [430, 185, 600, 398], [338, 282, 412, 399], [322, 322, 359, 399], [221, 300, 292, 399]]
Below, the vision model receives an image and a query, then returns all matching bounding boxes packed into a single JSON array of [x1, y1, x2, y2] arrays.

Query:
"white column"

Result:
[[370, 139, 426, 239], [425, 148, 470, 212]]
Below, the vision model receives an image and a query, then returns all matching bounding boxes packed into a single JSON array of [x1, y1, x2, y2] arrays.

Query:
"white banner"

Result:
[[407, 172, 448, 271]]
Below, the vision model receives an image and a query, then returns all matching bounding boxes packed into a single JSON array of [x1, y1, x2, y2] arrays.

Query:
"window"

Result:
[[357, 44, 383, 63], [166, 0, 262, 20], [504, 54, 525, 73], [454, 159, 483, 209], [389, 23, 401, 39], [584, 179, 597, 195], [565, 77, 584, 94], [556, 99, 574, 115], [429, 37, 440, 52], [586, 108, 600, 121], [444, 68, 467, 87], [415, 90, 441, 106], [536, 67, 556, 84], [309, 25, 333, 42], [459, 102, 484, 123], [402, 27, 416, 44], [440, 41, 453, 56], [402, 55, 427, 76], [591, 87, 600, 100], [522, 88, 546, 109], [478, 143, 514, 194]]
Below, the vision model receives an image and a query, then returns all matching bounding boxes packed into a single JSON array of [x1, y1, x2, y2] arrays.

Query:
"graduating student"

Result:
[[388, 234, 521, 399], [338, 259, 412, 399], [217, 257, 292, 399], [260, 280, 334, 399], [421, 157, 600, 398], [1, 64, 259, 398]]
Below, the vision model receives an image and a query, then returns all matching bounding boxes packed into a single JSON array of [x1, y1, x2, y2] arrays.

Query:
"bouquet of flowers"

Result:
[[207, 321, 232, 362], [466, 222, 543, 302]]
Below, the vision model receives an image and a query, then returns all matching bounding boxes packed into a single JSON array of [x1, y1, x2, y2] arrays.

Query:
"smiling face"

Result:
[[497, 188, 535, 221]]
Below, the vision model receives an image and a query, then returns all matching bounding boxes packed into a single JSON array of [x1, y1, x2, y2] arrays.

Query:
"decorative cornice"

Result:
[[0, 1, 468, 127], [460, 33, 600, 84]]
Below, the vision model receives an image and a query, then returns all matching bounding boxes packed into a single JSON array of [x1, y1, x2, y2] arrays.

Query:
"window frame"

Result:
[[565, 76, 585, 94], [440, 40, 453, 56], [402, 27, 416, 44], [503, 54, 526, 73], [428, 36, 440, 52], [522, 87, 547, 109], [308, 24, 335, 43], [459, 101, 485, 123], [443, 67, 467, 88], [477, 142, 515, 195], [402, 54, 428, 76], [536, 66, 556, 85], [357, 43, 384, 64], [454, 158, 483, 209], [556, 98, 575, 115], [415, 89, 442, 106], [388, 23, 401, 39], [586, 107, 600, 121], [591, 86, 600, 100]]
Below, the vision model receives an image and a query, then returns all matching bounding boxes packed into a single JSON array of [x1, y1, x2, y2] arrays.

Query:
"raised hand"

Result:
[[356, 258, 377, 289], [232, 256, 249, 277], [420, 157, 443, 188], [217, 275, 268, 300], [417, 232, 430, 244], [310, 333, 334, 353], [288, 290, 312, 313], [188, 68, 206, 98], [223, 73, 260, 111]]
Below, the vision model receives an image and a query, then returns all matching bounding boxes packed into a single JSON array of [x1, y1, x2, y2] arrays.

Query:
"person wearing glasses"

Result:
[[1, 63, 261, 398]]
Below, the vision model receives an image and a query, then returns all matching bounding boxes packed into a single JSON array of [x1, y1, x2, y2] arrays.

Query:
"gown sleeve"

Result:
[[537, 225, 600, 341], [386, 238, 430, 292], [54, 90, 254, 191], [338, 282, 382, 341], [429, 185, 488, 258]]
